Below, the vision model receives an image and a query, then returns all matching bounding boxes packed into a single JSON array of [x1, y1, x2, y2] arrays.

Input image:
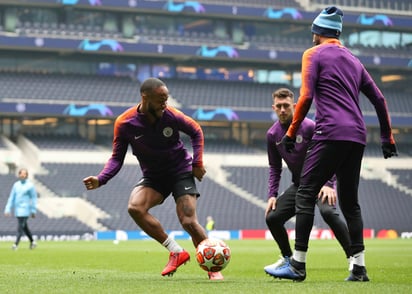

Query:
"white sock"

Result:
[[292, 250, 307, 263], [348, 256, 354, 271], [353, 251, 365, 267], [162, 236, 183, 253]]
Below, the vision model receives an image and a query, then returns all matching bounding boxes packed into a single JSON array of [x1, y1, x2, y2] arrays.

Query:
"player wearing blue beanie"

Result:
[[311, 6, 343, 38], [268, 6, 398, 283]]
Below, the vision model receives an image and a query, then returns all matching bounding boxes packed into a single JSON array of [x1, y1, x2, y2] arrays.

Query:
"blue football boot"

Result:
[[268, 258, 306, 282]]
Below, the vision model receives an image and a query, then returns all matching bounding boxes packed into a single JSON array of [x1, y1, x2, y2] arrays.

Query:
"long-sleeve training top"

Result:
[[287, 39, 395, 146], [267, 118, 335, 199], [97, 105, 204, 185]]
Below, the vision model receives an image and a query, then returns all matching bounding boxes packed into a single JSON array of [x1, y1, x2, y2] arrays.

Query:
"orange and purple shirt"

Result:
[[97, 105, 204, 185], [267, 118, 335, 199], [287, 39, 395, 146]]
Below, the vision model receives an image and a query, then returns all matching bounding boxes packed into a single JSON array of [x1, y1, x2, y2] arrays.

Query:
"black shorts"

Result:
[[135, 172, 199, 200]]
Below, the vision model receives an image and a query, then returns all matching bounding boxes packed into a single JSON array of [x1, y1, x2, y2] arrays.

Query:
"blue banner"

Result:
[[1, 101, 410, 127], [0, 35, 410, 69], [95, 229, 239, 240]]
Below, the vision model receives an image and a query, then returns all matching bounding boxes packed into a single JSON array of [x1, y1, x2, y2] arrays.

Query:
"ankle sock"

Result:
[[162, 237, 183, 253]]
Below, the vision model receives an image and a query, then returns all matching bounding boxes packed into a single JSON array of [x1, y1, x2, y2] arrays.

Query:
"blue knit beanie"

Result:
[[311, 6, 343, 38]]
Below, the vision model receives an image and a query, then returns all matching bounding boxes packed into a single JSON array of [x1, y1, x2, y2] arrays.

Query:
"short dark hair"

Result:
[[140, 78, 166, 95], [272, 88, 294, 100]]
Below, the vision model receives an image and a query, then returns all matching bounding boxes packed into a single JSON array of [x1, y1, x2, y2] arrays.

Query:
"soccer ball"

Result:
[[196, 238, 231, 272]]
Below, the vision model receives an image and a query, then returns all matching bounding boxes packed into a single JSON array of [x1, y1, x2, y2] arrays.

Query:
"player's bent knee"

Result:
[[127, 203, 144, 217], [180, 218, 198, 231]]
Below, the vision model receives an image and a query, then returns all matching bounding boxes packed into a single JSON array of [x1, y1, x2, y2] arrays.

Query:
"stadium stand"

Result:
[[17, 136, 410, 234], [310, 0, 412, 11], [96, 175, 268, 231], [0, 129, 411, 235], [0, 72, 139, 106], [223, 166, 273, 199], [358, 179, 412, 233], [221, 165, 412, 232], [200, 0, 301, 8], [25, 134, 99, 151], [204, 138, 264, 154], [388, 169, 412, 189], [208, 0, 411, 11], [2, 72, 410, 118], [36, 163, 104, 197], [32, 161, 268, 231]]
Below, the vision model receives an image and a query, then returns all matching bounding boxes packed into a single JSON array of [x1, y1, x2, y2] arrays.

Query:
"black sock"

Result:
[[291, 259, 305, 270]]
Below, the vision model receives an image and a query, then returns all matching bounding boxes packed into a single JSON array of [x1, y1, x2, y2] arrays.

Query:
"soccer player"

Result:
[[83, 77, 223, 280], [4, 168, 38, 250], [274, 6, 397, 281], [264, 88, 351, 276]]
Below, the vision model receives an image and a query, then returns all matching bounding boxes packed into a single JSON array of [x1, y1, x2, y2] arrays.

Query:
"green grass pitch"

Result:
[[0, 239, 411, 293]]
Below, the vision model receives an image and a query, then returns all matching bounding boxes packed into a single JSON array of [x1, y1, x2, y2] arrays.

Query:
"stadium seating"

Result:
[[33, 162, 268, 230], [0, 137, 6, 149], [0, 72, 139, 105], [358, 178, 412, 233], [1, 133, 411, 235], [25, 134, 99, 151], [1, 72, 410, 117], [199, 0, 301, 8], [223, 166, 283, 199], [388, 169, 412, 189], [26, 137, 412, 232], [221, 165, 412, 232], [310, 0, 412, 11], [36, 163, 104, 197]]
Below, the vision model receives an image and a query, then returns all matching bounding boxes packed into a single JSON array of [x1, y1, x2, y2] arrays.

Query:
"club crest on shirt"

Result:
[[163, 127, 173, 137], [296, 134, 303, 144]]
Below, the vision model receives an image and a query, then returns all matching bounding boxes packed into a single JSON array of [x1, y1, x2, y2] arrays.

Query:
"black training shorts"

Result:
[[135, 172, 199, 200]]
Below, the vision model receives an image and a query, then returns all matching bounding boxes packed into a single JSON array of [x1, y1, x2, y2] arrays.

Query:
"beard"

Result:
[[279, 116, 292, 126]]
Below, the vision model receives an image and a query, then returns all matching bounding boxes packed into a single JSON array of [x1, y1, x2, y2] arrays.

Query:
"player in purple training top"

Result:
[[276, 6, 397, 282], [264, 88, 351, 276], [83, 77, 223, 280]]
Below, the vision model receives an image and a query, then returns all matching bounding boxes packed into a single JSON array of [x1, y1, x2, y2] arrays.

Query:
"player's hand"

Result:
[[192, 166, 206, 182], [265, 197, 277, 217], [4, 212, 11, 217], [31, 213, 36, 218], [381, 143, 398, 159], [83, 176, 100, 190], [318, 186, 336, 206], [281, 135, 295, 153]]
